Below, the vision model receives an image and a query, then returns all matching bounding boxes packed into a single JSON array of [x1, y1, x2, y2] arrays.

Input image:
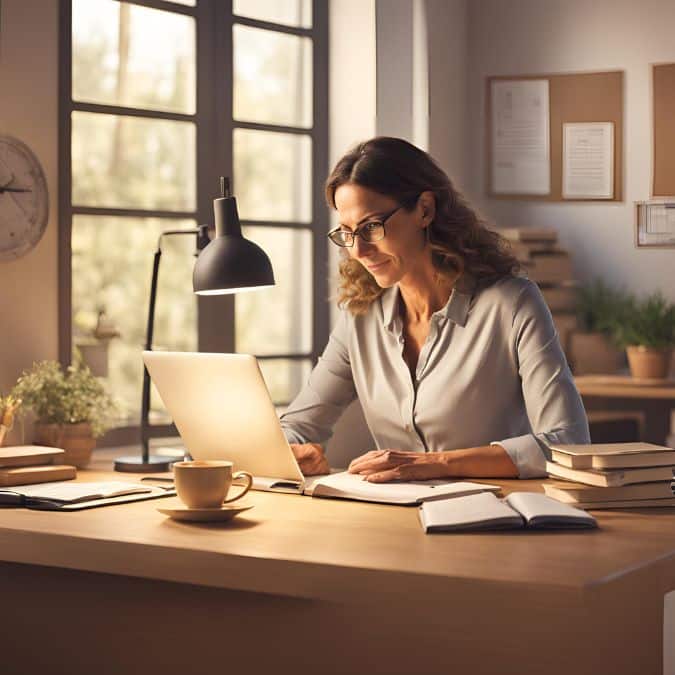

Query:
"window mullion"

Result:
[[196, 0, 235, 354]]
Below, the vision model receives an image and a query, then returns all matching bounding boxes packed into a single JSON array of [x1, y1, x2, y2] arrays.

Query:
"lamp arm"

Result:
[[140, 225, 210, 461]]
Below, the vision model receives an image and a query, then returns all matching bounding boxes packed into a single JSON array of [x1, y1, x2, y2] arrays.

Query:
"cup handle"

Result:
[[223, 471, 253, 503]]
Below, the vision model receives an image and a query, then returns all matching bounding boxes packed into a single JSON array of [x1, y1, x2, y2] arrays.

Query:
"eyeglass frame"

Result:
[[326, 204, 406, 248]]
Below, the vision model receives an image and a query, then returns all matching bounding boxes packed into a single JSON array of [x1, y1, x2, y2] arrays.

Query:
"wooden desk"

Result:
[[575, 375, 675, 445], [1, 463, 675, 675]]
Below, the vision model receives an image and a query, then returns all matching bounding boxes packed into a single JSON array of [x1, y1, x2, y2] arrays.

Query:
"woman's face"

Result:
[[333, 183, 434, 288]]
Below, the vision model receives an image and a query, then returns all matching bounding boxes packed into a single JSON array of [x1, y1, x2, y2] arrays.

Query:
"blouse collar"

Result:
[[381, 273, 476, 331]]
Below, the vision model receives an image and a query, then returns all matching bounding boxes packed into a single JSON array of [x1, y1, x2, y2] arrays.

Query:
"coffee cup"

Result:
[[173, 460, 253, 509]]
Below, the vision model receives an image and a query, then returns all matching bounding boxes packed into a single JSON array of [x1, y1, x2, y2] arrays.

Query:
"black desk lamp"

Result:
[[114, 178, 275, 472]]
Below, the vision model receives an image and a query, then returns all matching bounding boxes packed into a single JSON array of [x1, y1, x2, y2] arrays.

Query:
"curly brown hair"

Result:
[[325, 137, 521, 315]]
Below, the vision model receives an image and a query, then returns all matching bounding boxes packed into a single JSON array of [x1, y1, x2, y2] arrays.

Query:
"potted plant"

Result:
[[11, 360, 119, 467], [612, 292, 675, 379], [570, 280, 625, 374]]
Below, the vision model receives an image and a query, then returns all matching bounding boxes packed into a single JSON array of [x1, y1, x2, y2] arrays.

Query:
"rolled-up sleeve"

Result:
[[491, 281, 590, 478], [280, 309, 357, 445]]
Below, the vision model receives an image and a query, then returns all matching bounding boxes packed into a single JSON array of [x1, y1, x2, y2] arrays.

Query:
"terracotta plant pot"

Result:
[[569, 332, 624, 375], [625, 346, 673, 380], [34, 422, 96, 468]]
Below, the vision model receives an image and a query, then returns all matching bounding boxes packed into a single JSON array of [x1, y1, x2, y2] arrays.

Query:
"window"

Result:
[[60, 0, 329, 445]]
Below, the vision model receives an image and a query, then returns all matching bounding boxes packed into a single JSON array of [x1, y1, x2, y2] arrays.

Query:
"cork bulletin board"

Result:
[[653, 63, 675, 197], [486, 71, 624, 202]]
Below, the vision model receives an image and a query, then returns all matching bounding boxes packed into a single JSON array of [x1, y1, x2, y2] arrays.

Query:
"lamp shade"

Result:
[[193, 180, 275, 295], [193, 236, 274, 294]]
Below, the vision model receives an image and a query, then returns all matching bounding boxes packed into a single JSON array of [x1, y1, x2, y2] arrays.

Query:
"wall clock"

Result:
[[0, 134, 49, 261]]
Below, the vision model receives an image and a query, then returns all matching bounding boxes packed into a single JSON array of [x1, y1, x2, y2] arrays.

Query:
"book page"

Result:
[[309, 471, 499, 505], [505, 492, 597, 528], [0, 481, 152, 503], [420, 492, 523, 532]]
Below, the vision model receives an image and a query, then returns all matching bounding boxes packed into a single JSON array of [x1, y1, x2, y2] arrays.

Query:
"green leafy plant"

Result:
[[11, 360, 119, 438], [576, 279, 629, 337], [612, 292, 675, 349]]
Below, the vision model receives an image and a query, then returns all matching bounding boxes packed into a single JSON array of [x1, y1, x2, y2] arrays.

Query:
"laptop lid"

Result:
[[142, 351, 304, 483]]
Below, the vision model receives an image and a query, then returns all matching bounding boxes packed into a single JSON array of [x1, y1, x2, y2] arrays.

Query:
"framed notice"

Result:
[[635, 201, 675, 248], [563, 122, 614, 199], [490, 79, 551, 195]]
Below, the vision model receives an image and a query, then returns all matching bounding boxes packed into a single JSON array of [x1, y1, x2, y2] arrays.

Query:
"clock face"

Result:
[[0, 135, 49, 262]]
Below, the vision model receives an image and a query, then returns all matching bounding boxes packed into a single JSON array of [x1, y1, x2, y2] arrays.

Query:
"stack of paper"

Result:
[[544, 443, 675, 508]]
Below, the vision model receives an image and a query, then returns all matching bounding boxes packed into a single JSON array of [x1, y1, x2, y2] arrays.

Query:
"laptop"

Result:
[[142, 351, 306, 493], [142, 351, 503, 505]]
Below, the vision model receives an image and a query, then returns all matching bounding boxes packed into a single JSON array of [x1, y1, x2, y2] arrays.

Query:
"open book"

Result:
[[419, 491, 597, 532], [146, 471, 502, 507], [302, 471, 501, 505], [0, 481, 174, 510]]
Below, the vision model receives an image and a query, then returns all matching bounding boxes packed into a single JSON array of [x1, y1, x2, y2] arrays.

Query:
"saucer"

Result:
[[157, 503, 253, 522]]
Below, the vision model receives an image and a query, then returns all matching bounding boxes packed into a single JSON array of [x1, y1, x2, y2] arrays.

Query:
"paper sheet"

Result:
[[491, 79, 551, 195], [563, 122, 614, 199]]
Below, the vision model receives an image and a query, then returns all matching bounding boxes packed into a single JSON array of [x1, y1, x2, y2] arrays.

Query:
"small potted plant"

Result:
[[11, 360, 119, 467], [612, 292, 675, 379], [570, 280, 625, 374]]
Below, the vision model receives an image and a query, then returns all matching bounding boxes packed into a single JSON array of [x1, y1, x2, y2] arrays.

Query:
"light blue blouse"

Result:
[[280, 275, 590, 478]]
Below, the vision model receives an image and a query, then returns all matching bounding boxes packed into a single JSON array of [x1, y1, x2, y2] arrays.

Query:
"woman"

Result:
[[281, 137, 589, 482]]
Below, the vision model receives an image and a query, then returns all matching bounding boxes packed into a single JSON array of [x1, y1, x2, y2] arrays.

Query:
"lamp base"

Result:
[[114, 454, 179, 473]]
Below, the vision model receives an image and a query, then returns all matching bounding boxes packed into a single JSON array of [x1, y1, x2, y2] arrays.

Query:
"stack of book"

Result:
[[543, 442, 675, 509], [0, 446, 76, 487], [497, 227, 578, 358]]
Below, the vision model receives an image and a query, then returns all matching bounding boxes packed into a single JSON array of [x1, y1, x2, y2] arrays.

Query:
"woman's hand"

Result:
[[348, 449, 450, 483], [348, 445, 519, 481], [290, 443, 331, 476]]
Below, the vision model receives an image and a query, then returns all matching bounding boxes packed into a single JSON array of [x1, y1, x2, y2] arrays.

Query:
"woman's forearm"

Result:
[[441, 444, 519, 478]]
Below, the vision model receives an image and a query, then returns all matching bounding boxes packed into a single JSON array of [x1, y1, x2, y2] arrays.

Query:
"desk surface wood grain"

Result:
[[2, 454, 675, 603], [575, 374, 675, 399]]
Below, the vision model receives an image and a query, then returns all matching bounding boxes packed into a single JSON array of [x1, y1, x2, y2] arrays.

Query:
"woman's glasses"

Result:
[[327, 204, 404, 247]]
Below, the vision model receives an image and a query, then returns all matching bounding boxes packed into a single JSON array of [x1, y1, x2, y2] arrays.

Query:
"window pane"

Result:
[[72, 216, 198, 422], [236, 226, 312, 355], [234, 25, 312, 128], [72, 0, 196, 114], [258, 359, 312, 405], [233, 0, 312, 28], [233, 129, 311, 222], [72, 111, 196, 211]]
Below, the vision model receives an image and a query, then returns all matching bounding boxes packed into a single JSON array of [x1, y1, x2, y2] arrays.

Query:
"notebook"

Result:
[[302, 471, 501, 505], [419, 491, 597, 533], [0, 480, 175, 510], [548, 443, 675, 469]]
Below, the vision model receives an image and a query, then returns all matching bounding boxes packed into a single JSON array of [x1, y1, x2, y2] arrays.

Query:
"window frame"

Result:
[[58, 0, 329, 447]]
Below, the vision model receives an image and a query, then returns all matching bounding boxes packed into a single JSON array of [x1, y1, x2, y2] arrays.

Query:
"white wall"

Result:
[[466, 0, 675, 301], [325, 0, 378, 464], [0, 0, 59, 443], [426, 0, 467, 189]]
